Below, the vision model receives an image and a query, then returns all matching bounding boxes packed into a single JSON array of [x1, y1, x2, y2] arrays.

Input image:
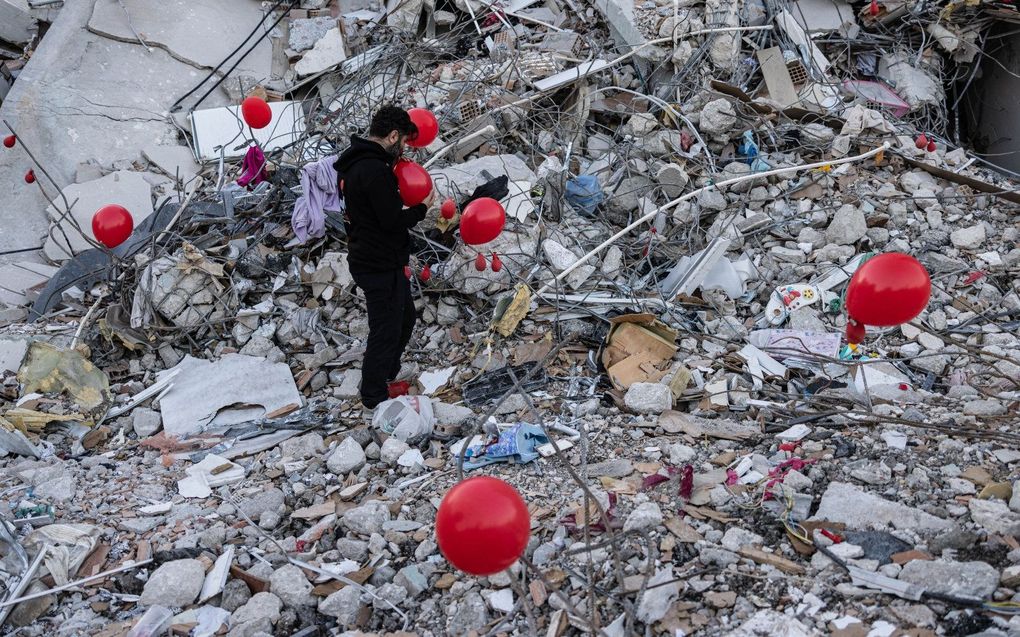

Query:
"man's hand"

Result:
[[422, 189, 436, 208]]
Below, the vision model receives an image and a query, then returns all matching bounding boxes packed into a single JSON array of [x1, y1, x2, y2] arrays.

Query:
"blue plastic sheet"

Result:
[[565, 175, 603, 216], [464, 423, 549, 470]]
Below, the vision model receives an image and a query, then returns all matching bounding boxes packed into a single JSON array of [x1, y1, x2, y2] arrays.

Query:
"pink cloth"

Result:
[[237, 145, 267, 187]]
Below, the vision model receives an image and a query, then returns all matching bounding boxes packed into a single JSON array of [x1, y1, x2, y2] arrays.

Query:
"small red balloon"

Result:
[[845, 253, 931, 327], [441, 198, 457, 220], [926, 140, 936, 152], [869, 0, 878, 15], [845, 320, 866, 345], [475, 253, 487, 271], [3, 135, 15, 148], [92, 204, 134, 248], [241, 96, 272, 130], [404, 265, 412, 280], [407, 108, 439, 148], [915, 134, 928, 149], [491, 252, 502, 272], [436, 476, 530, 576], [420, 264, 431, 282], [460, 198, 506, 246], [24, 169, 35, 184], [393, 160, 433, 207]]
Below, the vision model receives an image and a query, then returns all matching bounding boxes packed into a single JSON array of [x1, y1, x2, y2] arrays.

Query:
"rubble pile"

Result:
[[1, 0, 1020, 635]]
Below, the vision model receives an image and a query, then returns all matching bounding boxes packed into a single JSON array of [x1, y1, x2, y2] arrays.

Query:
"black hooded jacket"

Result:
[[334, 136, 428, 274]]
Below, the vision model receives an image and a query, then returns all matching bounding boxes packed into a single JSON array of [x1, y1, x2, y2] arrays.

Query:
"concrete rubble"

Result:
[[1, 0, 1020, 635]]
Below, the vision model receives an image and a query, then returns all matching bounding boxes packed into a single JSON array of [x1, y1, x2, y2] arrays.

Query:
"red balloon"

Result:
[[475, 253, 487, 271], [3, 135, 15, 148], [24, 169, 35, 184], [92, 204, 134, 248], [926, 140, 936, 153], [441, 198, 457, 220], [436, 476, 530, 575], [459, 197, 506, 246], [404, 265, 413, 280], [393, 160, 433, 207], [915, 134, 928, 150], [241, 97, 272, 130], [491, 252, 502, 272], [407, 109, 439, 148], [845, 253, 931, 327], [420, 264, 432, 282]]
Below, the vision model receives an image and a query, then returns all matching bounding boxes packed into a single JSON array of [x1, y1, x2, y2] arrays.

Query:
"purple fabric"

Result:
[[291, 154, 341, 243], [237, 145, 267, 188]]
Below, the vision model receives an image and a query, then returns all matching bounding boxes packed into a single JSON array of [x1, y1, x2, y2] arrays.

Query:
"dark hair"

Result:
[[369, 105, 417, 139]]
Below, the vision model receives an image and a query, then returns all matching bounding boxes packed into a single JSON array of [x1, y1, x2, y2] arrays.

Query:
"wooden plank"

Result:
[[738, 546, 806, 575]]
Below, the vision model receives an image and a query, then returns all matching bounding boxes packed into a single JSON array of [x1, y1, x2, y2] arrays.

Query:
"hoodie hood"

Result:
[[335, 135, 395, 174]]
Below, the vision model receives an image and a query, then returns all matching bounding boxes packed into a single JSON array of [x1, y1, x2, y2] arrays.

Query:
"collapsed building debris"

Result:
[[1, 0, 1020, 635]]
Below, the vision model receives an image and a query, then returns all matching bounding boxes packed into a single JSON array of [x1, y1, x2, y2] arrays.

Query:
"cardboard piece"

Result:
[[601, 314, 678, 390]]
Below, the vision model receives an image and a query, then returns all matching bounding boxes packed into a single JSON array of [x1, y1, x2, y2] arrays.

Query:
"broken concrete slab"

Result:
[[0, 262, 57, 307], [0, 338, 29, 375], [0, 0, 237, 267], [294, 27, 347, 76], [289, 17, 337, 52], [431, 155, 537, 203], [0, 0, 34, 46], [898, 559, 999, 600], [42, 171, 155, 262], [812, 482, 952, 533], [156, 354, 303, 437], [142, 145, 202, 184], [87, 0, 273, 79]]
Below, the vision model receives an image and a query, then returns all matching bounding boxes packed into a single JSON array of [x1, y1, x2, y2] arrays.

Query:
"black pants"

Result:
[[352, 269, 416, 408]]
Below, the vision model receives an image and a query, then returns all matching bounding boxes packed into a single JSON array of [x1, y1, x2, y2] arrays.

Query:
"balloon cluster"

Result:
[[844, 253, 931, 344], [474, 253, 502, 272], [915, 134, 936, 153], [436, 476, 530, 575], [4, 132, 133, 248], [362, 111, 514, 286]]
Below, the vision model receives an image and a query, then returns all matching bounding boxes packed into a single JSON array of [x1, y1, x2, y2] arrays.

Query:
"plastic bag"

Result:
[[565, 175, 603, 216], [373, 396, 435, 443]]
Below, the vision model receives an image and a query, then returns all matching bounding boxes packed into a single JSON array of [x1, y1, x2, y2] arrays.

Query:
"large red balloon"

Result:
[[92, 204, 134, 249], [407, 109, 438, 148], [241, 97, 272, 130], [394, 160, 432, 207], [845, 253, 930, 327], [459, 198, 506, 245], [436, 476, 530, 575]]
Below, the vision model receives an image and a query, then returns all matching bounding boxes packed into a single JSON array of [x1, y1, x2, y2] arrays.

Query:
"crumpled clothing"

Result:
[[237, 145, 267, 188], [464, 423, 548, 470], [840, 104, 895, 136], [292, 154, 342, 243]]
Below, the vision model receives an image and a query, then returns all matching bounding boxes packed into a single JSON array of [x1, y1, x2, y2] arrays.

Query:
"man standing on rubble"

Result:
[[335, 105, 433, 412]]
